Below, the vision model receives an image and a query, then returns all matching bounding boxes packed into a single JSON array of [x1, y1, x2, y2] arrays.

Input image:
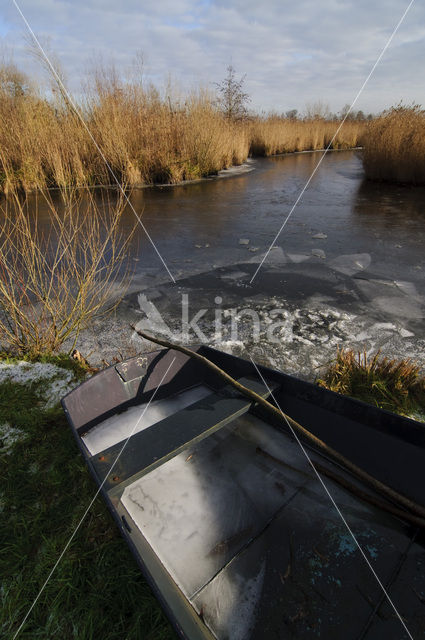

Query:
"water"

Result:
[[119, 150, 425, 286], [29, 150, 425, 373]]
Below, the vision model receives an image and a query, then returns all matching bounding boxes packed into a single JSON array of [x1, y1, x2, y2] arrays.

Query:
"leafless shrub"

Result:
[[0, 188, 135, 356]]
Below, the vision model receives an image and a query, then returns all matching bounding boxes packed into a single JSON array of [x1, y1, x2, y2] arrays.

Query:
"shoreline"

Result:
[[13, 147, 364, 195]]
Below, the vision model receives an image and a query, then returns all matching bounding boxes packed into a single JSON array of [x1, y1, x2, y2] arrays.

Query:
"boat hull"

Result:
[[62, 346, 425, 639]]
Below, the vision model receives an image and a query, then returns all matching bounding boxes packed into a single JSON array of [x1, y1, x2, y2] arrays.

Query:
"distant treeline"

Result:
[[0, 62, 366, 193]]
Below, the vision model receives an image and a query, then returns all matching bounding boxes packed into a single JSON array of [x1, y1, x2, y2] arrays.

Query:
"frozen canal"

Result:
[[69, 150, 425, 376]]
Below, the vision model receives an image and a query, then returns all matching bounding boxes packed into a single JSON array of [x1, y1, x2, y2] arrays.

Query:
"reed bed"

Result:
[[249, 116, 364, 156], [318, 348, 425, 418], [362, 105, 425, 185], [0, 75, 250, 192], [0, 64, 365, 193]]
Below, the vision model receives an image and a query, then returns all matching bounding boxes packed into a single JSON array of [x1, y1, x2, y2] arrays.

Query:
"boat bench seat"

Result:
[[90, 376, 277, 493]]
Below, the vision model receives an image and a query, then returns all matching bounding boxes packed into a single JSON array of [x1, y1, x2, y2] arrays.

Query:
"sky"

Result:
[[0, 0, 424, 115]]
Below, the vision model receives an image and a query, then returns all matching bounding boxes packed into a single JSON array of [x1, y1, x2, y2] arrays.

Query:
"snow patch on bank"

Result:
[[0, 422, 27, 454], [0, 362, 77, 409]]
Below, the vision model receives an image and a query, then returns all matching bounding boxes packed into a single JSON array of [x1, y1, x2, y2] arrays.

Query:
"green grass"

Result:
[[0, 356, 176, 640], [317, 348, 425, 420]]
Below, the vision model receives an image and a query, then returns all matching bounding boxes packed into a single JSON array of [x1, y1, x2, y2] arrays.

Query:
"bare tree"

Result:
[[285, 109, 298, 120], [339, 103, 353, 120], [304, 101, 331, 120], [215, 65, 250, 120], [0, 62, 32, 98], [25, 34, 69, 106]]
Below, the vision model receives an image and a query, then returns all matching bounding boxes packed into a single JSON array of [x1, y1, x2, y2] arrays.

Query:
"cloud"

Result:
[[2, 0, 424, 113]]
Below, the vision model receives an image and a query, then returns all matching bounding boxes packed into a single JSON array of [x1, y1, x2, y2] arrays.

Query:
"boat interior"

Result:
[[62, 346, 425, 640]]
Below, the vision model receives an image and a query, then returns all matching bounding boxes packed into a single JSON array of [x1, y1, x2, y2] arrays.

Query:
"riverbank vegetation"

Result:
[[0, 188, 134, 356], [0, 61, 365, 193], [249, 116, 362, 156], [0, 354, 174, 639], [318, 348, 425, 420], [362, 105, 425, 185]]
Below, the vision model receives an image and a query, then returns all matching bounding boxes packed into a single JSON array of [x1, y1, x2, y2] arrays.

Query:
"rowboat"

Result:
[[61, 345, 425, 639]]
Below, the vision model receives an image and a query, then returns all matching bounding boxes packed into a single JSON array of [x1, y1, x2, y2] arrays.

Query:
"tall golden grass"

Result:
[[0, 63, 365, 193], [362, 105, 425, 184], [249, 116, 363, 156]]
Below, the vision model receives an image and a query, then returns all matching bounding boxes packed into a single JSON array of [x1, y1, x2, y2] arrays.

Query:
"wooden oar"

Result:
[[131, 326, 425, 526]]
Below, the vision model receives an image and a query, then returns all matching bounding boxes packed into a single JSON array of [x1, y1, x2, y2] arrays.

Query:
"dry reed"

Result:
[[249, 116, 364, 156], [362, 105, 425, 184], [318, 348, 425, 418], [0, 63, 365, 193]]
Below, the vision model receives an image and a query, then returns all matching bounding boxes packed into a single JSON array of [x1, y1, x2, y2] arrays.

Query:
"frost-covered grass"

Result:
[[0, 361, 76, 409], [0, 354, 175, 640]]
